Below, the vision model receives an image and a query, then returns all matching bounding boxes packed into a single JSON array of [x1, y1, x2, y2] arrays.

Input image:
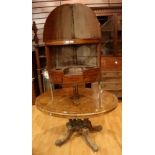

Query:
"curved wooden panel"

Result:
[[43, 3, 101, 43]]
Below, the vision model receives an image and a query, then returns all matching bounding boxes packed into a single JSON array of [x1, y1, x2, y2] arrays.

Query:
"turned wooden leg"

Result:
[[81, 128, 98, 152], [55, 123, 74, 146]]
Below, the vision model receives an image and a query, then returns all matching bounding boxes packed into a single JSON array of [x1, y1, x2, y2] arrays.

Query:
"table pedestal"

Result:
[[55, 119, 102, 152]]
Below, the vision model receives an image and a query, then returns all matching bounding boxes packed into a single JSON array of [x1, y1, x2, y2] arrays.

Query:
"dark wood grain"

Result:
[[32, 0, 122, 47], [43, 4, 101, 42], [101, 56, 122, 71]]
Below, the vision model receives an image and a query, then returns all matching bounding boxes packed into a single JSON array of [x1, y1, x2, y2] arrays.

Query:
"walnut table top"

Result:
[[35, 87, 118, 119]]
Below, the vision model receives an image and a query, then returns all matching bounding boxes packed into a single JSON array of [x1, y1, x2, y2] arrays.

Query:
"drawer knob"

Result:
[[114, 60, 118, 64]]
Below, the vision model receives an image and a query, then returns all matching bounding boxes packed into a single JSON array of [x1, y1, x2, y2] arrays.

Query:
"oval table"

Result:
[[35, 88, 118, 152]]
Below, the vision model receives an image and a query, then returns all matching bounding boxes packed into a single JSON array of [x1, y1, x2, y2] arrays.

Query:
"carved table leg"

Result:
[[55, 123, 73, 146], [83, 118, 102, 132], [55, 119, 102, 152]]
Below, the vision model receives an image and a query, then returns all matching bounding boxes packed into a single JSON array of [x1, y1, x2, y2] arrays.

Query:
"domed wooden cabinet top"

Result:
[[43, 3, 101, 86], [43, 3, 101, 44]]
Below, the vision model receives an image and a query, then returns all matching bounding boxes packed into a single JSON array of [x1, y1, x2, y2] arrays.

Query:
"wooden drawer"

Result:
[[102, 77, 122, 83], [101, 71, 122, 77], [101, 57, 122, 71], [83, 68, 100, 83], [101, 70, 122, 98], [63, 75, 83, 84], [50, 71, 64, 84], [102, 82, 122, 90]]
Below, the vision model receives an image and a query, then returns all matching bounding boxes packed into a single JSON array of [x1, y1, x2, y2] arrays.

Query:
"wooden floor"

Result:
[[32, 101, 122, 155]]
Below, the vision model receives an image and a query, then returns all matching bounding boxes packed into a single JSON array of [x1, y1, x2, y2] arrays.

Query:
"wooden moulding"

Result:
[[45, 38, 101, 46]]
